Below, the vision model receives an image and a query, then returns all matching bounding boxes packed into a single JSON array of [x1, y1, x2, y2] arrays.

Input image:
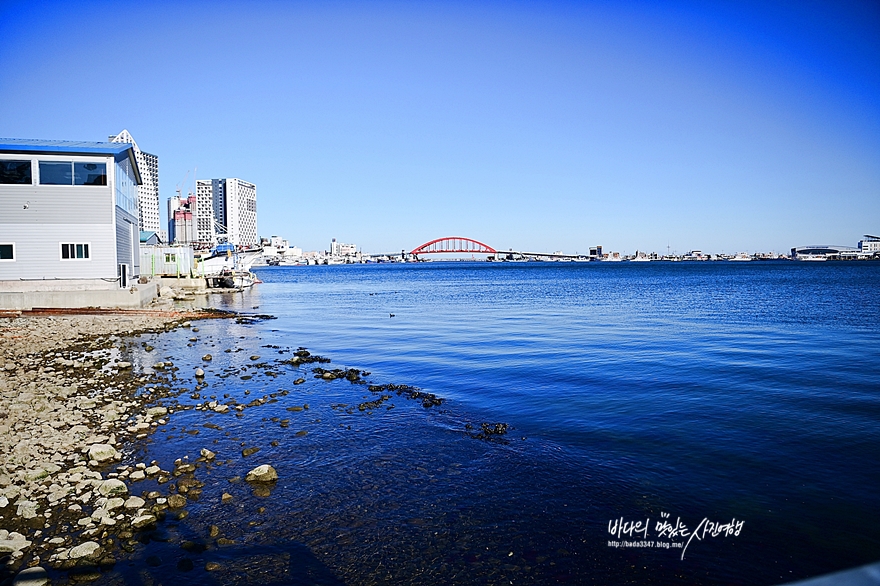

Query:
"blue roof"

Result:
[[0, 138, 133, 155]]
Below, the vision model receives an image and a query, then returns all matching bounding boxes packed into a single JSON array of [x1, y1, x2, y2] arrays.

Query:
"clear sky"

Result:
[[1, 0, 878, 255]]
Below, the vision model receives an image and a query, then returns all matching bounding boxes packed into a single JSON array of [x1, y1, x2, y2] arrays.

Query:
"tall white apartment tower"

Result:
[[108, 130, 160, 232], [198, 178, 257, 247], [195, 180, 216, 245]]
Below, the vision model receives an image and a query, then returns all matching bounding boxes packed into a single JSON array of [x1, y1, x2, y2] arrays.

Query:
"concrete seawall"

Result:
[[0, 282, 158, 311]]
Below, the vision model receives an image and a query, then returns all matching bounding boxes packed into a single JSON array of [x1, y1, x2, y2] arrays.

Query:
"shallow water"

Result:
[[99, 261, 879, 585]]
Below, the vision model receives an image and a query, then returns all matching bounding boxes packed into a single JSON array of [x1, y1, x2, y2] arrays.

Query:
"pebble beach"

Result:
[[0, 310, 270, 584]]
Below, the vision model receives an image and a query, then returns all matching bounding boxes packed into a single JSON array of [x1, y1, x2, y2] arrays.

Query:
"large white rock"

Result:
[[131, 514, 157, 529], [13, 566, 49, 586], [0, 532, 31, 554], [87, 444, 118, 463], [97, 479, 128, 497], [68, 541, 101, 559], [146, 406, 167, 419], [16, 501, 38, 519], [245, 465, 278, 482]]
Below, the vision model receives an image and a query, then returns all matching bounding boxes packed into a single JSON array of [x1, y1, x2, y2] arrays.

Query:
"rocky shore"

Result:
[[0, 311, 278, 584]]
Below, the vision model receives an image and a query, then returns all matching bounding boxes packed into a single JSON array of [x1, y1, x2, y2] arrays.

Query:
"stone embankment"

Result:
[[0, 311, 233, 582]]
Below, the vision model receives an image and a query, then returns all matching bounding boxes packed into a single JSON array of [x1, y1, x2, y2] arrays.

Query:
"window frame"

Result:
[[0, 160, 33, 185], [60, 242, 91, 261], [0, 243, 15, 262], [38, 160, 109, 186]]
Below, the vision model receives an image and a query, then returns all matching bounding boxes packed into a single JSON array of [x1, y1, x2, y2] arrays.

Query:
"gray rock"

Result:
[[68, 540, 101, 559], [16, 500, 38, 519], [0, 532, 31, 554], [131, 514, 156, 529], [146, 406, 167, 419], [13, 566, 49, 586], [97, 479, 128, 497], [245, 465, 278, 483], [200, 448, 216, 460], [124, 496, 145, 509], [88, 444, 118, 463], [195, 367, 205, 377], [167, 494, 187, 509]]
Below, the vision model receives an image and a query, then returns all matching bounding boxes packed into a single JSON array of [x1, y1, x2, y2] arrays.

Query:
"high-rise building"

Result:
[[167, 193, 197, 244], [108, 130, 159, 232], [195, 180, 216, 245], [198, 178, 257, 247]]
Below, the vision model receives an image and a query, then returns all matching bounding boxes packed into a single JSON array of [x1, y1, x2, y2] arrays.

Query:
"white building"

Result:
[[0, 138, 146, 302], [198, 178, 257, 247], [195, 180, 216, 245], [859, 235, 880, 254], [109, 130, 159, 233], [330, 238, 357, 256]]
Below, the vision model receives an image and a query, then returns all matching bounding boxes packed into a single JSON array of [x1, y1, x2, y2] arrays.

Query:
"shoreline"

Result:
[[0, 310, 237, 583]]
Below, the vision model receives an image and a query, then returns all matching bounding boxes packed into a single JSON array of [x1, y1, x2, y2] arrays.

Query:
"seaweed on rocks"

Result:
[[311, 367, 367, 383], [466, 422, 511, 441], [282, 348, 331, 365], [367, 383, 444, 408], [234, 314, 277, 325], [357, 394, 392, 412]]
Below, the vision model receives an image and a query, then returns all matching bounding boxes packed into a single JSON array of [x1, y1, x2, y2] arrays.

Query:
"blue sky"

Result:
[[1, 0, 878, 254]]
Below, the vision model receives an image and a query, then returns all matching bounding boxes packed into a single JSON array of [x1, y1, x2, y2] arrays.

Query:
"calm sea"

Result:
[[107, 261, 880, 585]]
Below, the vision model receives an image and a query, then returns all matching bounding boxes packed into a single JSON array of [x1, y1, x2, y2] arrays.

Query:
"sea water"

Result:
[[105, 261, 880, 585]]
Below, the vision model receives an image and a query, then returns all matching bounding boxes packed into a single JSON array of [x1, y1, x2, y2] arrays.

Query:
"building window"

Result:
[[61, 243, 90, 260], [74, 162, 107, 185], [0, 160, 32, 184], [0, 243, 14, 261], [39, 161, 107, 185], [165, 253, 177, 263], [39, 162, 72, 185]]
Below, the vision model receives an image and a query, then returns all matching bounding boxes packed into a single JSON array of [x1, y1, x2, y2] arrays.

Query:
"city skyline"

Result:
[[1, 0, 877, 254]]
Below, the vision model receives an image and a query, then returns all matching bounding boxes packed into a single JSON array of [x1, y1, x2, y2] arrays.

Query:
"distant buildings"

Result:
[[109, 130, 159, 233], [859, 235, 880, 254], [330, 238, 357, 256], [192, 178, 258, 247], [167, 192, 197, 245]]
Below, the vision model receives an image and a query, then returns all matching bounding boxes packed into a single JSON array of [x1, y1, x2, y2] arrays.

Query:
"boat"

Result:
[[630, 251, 652, 262], [196, 243, 263, 275], [797, 254, 828, 262], [729, 252, 752, 262]]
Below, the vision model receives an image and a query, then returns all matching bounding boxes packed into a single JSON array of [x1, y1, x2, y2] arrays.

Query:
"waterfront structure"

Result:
[[791, 244, 861, 260], [197, 178, 257, 247], [109, 130, 159, 233], [330, 238, 357, 256], [0, 138, 156, 308], [858, 235, 880, 254]]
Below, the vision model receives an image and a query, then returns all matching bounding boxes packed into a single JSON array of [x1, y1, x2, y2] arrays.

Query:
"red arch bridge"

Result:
[[410, 237, 497, 257]]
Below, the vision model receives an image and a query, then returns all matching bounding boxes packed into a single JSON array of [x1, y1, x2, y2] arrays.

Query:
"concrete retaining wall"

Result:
[[0, 282, 158, 310]]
